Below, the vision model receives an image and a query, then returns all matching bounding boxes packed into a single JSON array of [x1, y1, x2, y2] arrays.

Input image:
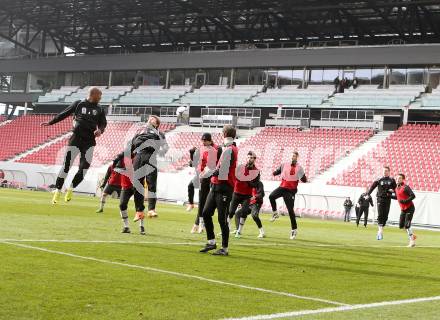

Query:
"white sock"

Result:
[[139, 219, 145, 227], [120, 210, 129, 228], [99, 196, 107, 210], [199, 217, 204, 225], [259, 227, 264, 234], [378, 226, 384, 233], [237, 218, 246, 233], [222, 247, 228, 253], [406, 228, 413, 238], [208, 239, 216, 245]]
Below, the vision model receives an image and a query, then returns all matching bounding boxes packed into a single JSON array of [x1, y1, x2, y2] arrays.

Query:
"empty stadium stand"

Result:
[[118, 85, 189, 105], [329, 124, 440, 192], [0, 114, 71, 160], [251, 85, 332, 107], [237, 127, 373, 181], [331, 85, 424, 108], [163, 131, 223, 172], [37, 86, 80, 103], [180, 85, 261, 106], [421, 87, 440, 107], [260, 202, 344, 220], [64, 86, 131, 104], [17, 122, 175, 167]]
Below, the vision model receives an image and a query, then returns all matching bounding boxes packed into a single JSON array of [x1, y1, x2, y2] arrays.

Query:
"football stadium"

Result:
[[1, 1, 440, 319]]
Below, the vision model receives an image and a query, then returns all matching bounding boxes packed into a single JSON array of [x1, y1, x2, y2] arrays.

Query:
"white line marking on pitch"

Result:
[[222, 295, 440, 320], [1, 238, 438, 248], [0, 241, 348, 307]]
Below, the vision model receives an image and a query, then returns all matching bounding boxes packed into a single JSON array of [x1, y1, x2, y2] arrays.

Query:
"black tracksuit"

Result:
[[202, 142, 237, 249], [187, 148, 197, 206], [47, 99, 107, 190], [343, 199, 353, 222], [356, 193, 373, 226], [368, 176, 397, 226], [192, 146, 222, 226], [130, 125, 168, 212]]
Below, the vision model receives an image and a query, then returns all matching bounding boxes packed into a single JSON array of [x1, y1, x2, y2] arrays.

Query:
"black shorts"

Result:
[[399, 205, 415, 229], [103, 184, 122, 197]]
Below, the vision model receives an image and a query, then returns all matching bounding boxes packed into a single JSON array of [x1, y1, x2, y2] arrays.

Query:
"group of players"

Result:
[[41, 87, 418, 256]]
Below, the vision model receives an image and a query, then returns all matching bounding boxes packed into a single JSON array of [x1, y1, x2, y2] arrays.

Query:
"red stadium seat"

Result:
[[328, 124, 440, 192]]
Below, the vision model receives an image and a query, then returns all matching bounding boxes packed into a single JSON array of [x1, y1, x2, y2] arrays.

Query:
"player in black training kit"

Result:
[[367, 166, 397, 240], [41, 87, 107, 204], [130, 115, 169, 222], [187, 147, 199, 213]]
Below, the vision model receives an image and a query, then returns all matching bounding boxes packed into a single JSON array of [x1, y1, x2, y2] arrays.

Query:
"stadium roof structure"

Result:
[[1, 0, 440, 55]]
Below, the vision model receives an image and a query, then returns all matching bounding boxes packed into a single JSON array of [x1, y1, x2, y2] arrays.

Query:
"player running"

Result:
[[392, 173, 417, 247], [199, 125, 238, 256], [41, 87, 107, 204], [228, 151, 260, 238], [269, 151, 307, 240], [234, 180, 265, 238], [96, 162, 122, 213], [367, 166, 397, 240]]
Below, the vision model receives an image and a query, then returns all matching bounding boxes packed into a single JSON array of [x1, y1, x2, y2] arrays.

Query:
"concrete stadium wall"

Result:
[[1, 161, 439, 228], [2, 44, 440, 73]]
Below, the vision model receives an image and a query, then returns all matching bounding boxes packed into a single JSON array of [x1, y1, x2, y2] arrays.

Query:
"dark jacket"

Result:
[[368, 176, 397, 200], [131, 124, 169, 167], [343, 199, 353, 209], [358, 193, 374, 208], [48, 99, 107, 147]]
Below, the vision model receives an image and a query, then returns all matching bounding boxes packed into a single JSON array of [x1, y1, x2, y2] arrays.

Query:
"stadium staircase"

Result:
[[313, 131, 393, 185], [0, 115, 72, 161], [12, 131, 73, 162], [328, 124, 440, 191], [16, 121, 176, 167]]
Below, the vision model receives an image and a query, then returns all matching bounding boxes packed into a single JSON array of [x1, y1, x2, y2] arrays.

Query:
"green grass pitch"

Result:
[[1, 188, 440, 320]]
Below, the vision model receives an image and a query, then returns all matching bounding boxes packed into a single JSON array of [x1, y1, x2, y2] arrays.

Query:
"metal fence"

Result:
[[321, 109, 374, 121], [201, 108, 261, 128], [111, 106, 152, 116]]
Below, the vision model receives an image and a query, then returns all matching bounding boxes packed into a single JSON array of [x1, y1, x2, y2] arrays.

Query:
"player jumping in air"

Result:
[[130, 115, 168, 222], [41, 87, 107, 204], [392, 173, 417, 247], [269, 151, 307, 239]]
